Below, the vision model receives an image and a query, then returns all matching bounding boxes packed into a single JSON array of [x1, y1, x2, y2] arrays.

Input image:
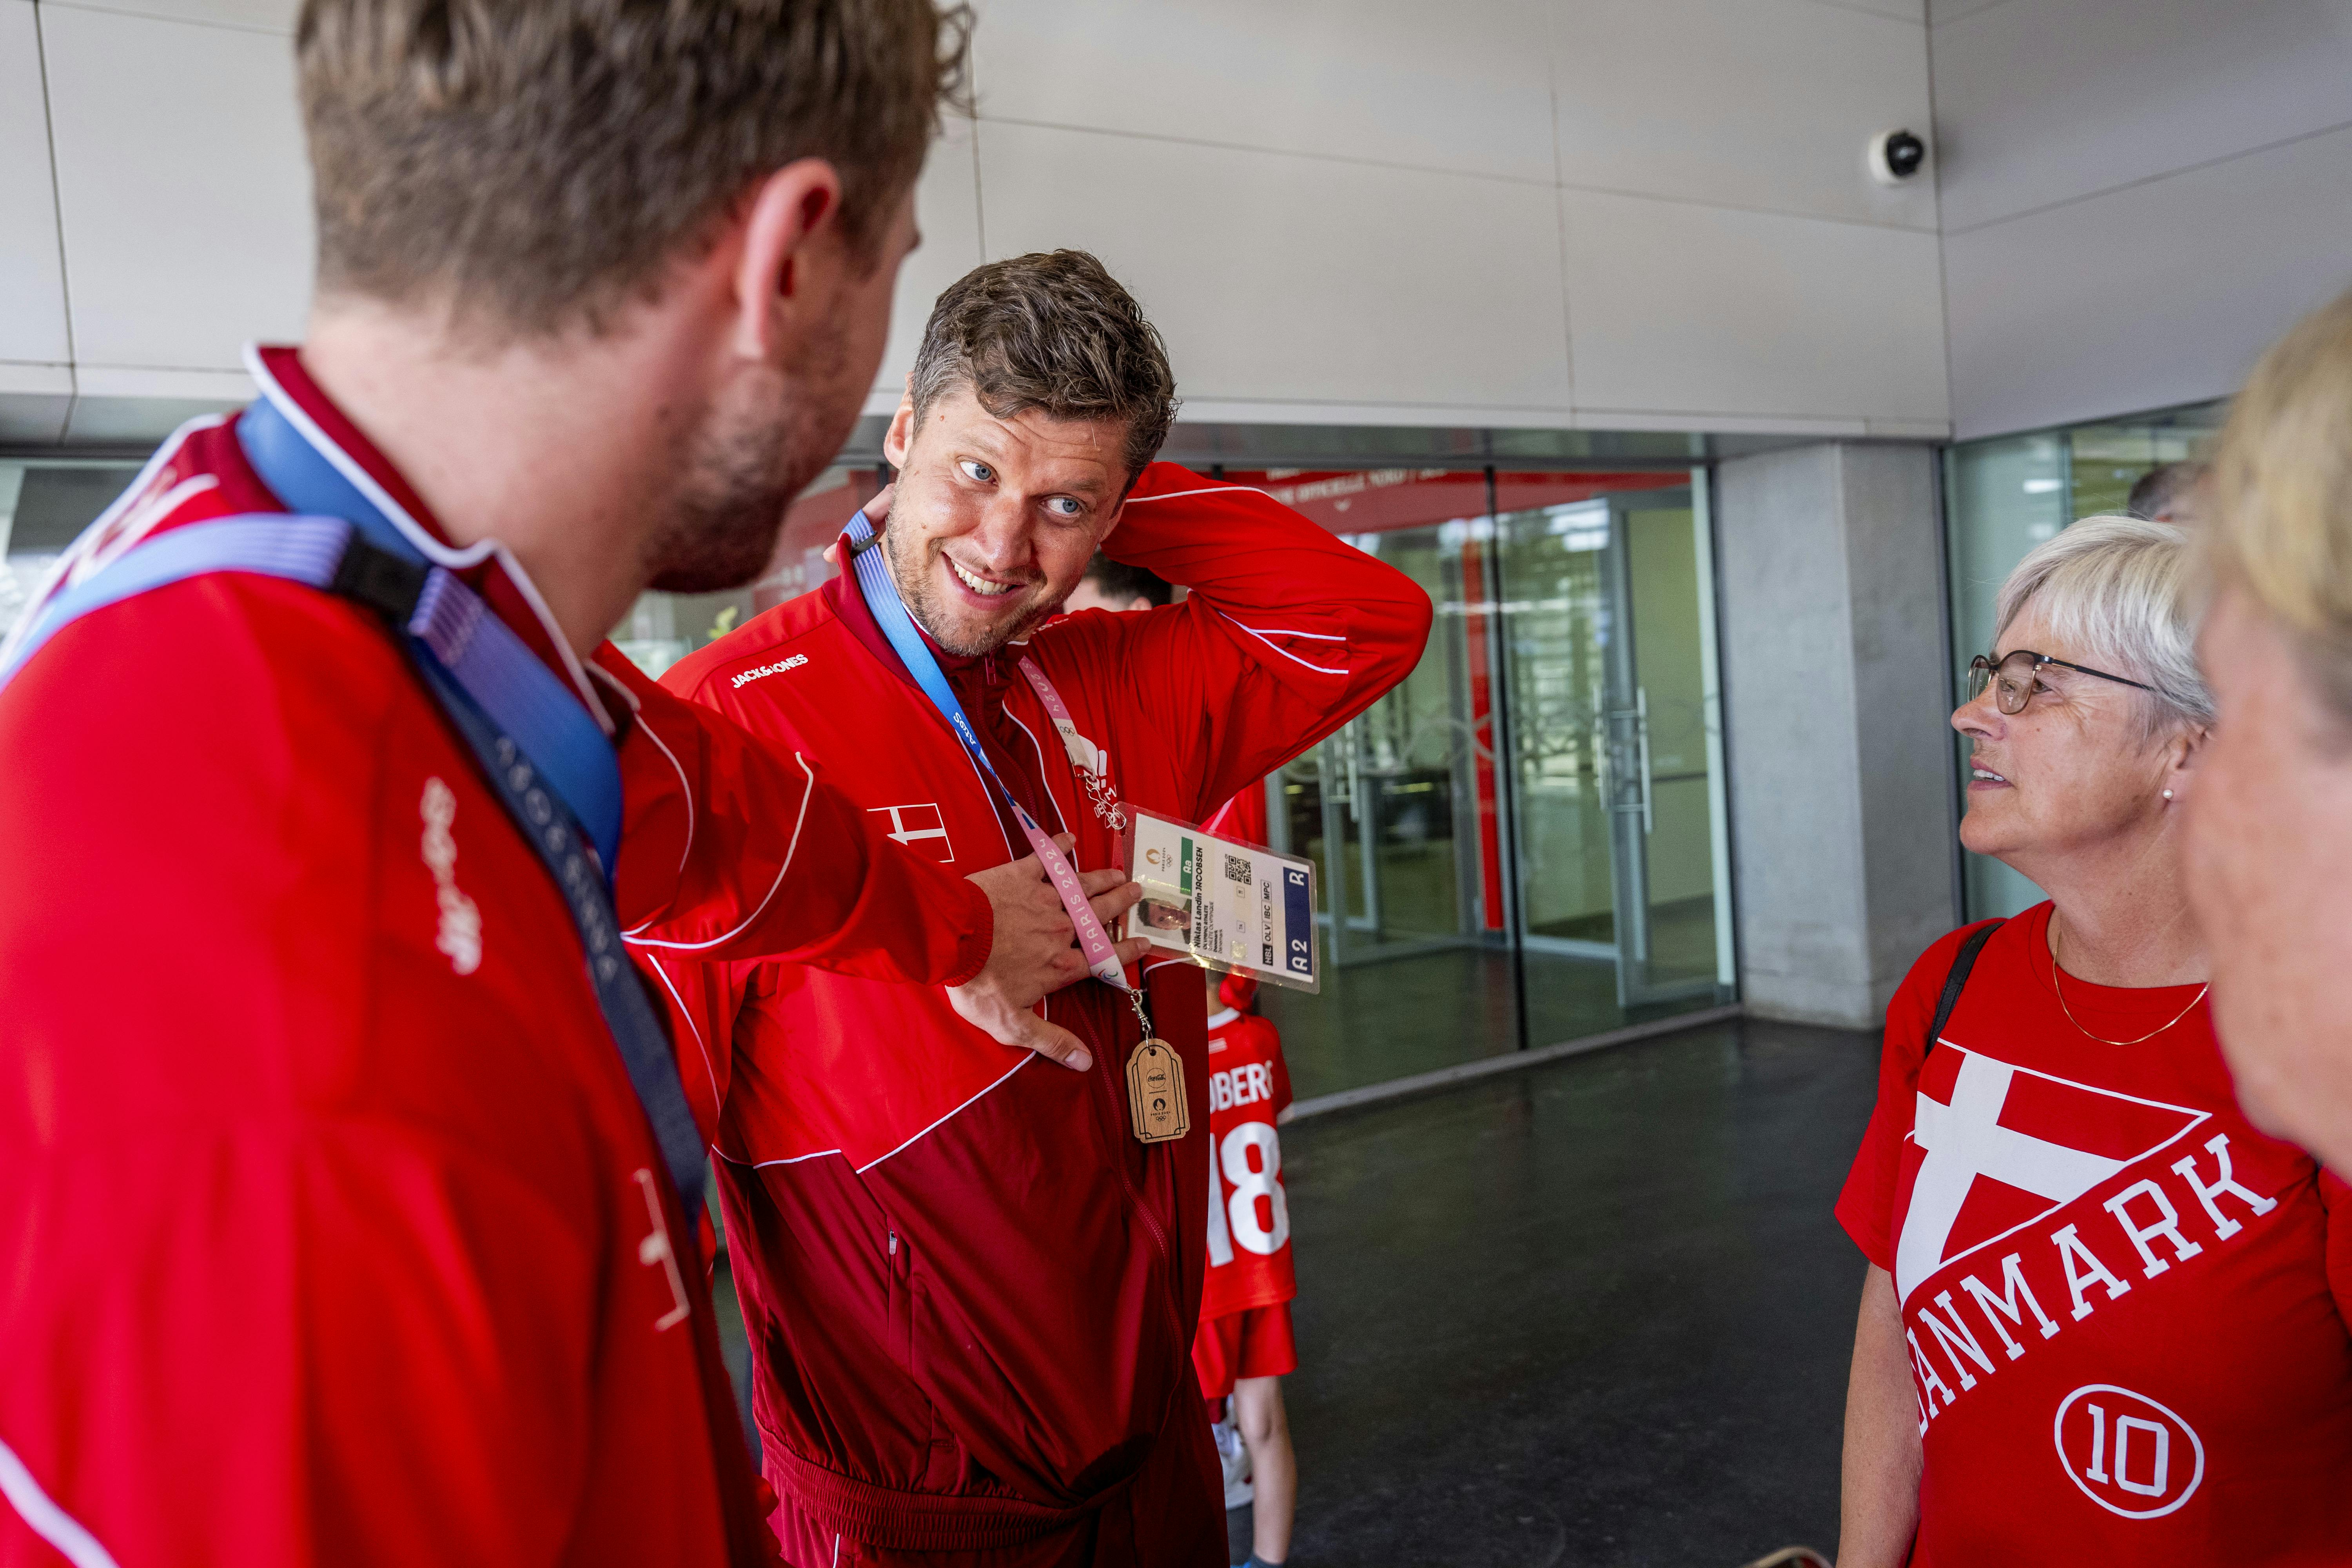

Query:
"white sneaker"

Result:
[[1212, 1417, 1253, 1509]]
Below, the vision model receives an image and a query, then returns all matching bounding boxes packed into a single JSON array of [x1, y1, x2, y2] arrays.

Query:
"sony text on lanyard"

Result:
[[842, 510, 1188, 1145]]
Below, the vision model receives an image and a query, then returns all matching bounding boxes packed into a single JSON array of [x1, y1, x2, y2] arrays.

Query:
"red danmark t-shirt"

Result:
[[1837, 904, 2352, 1564], [1200, 1007, 1298, 1322]]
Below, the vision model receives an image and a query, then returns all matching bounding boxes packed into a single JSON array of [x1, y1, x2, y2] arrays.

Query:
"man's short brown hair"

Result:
[[298, 0, 968, 336], [908, 251, 1178, 487]]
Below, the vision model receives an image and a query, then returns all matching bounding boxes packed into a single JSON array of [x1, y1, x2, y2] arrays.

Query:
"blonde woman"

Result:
[[2188, 286, 2352, 1180], [1835, 518, 2352, 1565]]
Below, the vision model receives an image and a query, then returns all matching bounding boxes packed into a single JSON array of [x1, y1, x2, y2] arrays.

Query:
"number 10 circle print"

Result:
[[2053, 1384, 2205, 1519]]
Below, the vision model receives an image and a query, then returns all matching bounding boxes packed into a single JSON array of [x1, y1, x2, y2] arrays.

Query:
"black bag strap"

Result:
[[1925, 919, 2004, 1053]]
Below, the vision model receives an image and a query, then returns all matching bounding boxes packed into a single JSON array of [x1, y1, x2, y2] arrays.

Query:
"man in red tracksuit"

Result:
[[651, 250, 1433, 1565], [0, 9, 1127, 1566]]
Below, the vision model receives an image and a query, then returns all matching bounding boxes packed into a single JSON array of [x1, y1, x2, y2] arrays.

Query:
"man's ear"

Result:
[[731, 159, 844, 362], [883, 393, 917, 469]]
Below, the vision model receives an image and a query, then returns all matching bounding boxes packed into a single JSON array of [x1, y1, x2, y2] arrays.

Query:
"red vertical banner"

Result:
[[1459, 535, 1508, 933]]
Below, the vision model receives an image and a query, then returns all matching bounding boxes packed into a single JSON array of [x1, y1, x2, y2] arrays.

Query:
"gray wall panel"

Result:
[[1719, 442, 1954, 1027], [1934, 0, 2352, 233], [1944, 123, 2352, 438]]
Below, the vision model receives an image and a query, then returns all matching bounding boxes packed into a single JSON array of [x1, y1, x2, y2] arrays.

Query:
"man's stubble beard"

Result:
[[880, 519, 1060, 659], [644, 321, 862, 595]]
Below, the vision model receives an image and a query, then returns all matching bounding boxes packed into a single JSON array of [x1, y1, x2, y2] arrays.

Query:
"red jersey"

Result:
[[650, 468, 1430, 1564], [0, 347, 994, 1568], [1200, 1007, 1296, 1322], [1837, 904, 2352, 1565], [1202, 781, 1268, 846]]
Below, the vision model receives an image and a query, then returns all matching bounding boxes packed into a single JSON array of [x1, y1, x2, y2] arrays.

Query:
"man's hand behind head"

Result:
[[951, 834, 1146, 1070]]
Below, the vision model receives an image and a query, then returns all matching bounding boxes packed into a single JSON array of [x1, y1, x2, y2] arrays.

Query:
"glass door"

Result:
[[1219, 466, 1735, 1096], [1257, 498, 1521, 1098], [1495, 474, 1733, 1044]]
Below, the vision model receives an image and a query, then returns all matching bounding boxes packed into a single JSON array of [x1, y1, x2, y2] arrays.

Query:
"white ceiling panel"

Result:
[[0, 2, 72, 365], [871, 114, 985, 403], [971, 0, 1557, 185], [977, 122, 1573, 417], [1935, 0, 2352, 232], [1564, 187, 1949, 424], [1553, 0, 1936, 231], [44, 3, 312, 371], [42, 0, 296, 33]]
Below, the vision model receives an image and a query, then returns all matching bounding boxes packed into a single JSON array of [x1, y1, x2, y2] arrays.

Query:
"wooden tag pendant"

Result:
[[1125, 1039, 1189, 1145]]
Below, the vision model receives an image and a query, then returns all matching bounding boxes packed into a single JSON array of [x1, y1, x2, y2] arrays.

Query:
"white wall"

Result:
[[941, 0, 1949, 437], [0, 0, 305, 444], [1932, 0, 2352, 439], [0, 0, 1953, 448]]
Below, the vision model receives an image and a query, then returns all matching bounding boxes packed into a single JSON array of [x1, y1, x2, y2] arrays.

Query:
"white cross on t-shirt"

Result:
[[1897, 1052, 2129, 1299]]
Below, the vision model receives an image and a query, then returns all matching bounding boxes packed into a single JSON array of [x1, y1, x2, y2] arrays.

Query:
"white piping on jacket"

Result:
[[1213, 607, 1348, 675], [0, 417, 225, 671], [644, 950, 722, 1120], [748, 1147, 846, 1169], [243, 343, 613, 733], [596, 665, 699, 916], [1120, 485, 1258, 505], [855, 1053, 1034, 1175], [624, 751, 817, 952], [0, 1435, 121, 1568], [1000, 707, 1073, 837]]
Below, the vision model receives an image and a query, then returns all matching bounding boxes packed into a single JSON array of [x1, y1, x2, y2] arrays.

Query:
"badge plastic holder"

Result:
[[1120, 807, 1320, 994]]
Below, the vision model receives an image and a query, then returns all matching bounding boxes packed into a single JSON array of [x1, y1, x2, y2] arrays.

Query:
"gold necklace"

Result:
[[2050, 920, 2208, 1047]]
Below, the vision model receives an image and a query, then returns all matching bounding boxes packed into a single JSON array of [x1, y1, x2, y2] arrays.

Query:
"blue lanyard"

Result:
[[234, 396, 704, 1212], [843, 513, 1045, 833], [238, 396, 626, 880], [844, 512, 1135, 999], [0, 399, 707, 1218]]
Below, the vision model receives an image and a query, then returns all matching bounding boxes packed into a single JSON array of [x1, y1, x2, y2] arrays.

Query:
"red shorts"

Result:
[[1192, 1301, 1297, 1403]]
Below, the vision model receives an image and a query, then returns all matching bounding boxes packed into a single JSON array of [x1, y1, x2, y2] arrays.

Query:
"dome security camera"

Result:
[[1869, 128, 1928, 185]]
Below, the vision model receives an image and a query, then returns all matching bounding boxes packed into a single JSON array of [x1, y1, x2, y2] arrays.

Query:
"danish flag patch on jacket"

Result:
[[867, 802, 954, 864]]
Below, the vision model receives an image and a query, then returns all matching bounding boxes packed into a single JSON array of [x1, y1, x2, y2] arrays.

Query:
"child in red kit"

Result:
[[1196, 967, 1299, 1568]]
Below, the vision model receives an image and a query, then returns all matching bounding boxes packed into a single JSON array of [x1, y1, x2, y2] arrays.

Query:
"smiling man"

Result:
[[646, 250, 1432, 1566]]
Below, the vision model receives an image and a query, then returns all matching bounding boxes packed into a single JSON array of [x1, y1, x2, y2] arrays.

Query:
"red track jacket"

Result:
[[649, 468, 1432, 1565], [0, 348, 995, 1568]]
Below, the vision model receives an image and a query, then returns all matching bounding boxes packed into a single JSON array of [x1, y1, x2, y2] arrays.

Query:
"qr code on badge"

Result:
[[1223, 853, 1252, 885]]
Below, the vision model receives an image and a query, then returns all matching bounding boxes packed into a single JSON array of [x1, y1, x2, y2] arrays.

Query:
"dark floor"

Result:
[[1233, 1015, 1880, 1568], [1264, 946, 1733, 1103], [717, 1014, 1882, 1568]]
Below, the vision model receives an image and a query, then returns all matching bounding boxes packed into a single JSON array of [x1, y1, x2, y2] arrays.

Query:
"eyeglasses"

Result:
[[1965, 649, 2156, 715]]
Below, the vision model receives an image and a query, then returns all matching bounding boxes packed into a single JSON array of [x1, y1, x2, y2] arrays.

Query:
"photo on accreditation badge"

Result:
[[1122, 808, 1320, 993], [1140, 896, 1193, 932]]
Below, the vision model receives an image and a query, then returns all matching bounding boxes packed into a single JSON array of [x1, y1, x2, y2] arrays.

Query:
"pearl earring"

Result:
[[2163, 789, 2174, 800]]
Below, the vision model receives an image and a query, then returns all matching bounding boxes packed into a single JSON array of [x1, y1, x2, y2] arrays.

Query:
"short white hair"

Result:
[[1993, 514, 2216, 736]]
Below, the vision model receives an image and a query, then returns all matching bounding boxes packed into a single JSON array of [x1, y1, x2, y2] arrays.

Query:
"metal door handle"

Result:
[[1635, 686, 1654, 836]]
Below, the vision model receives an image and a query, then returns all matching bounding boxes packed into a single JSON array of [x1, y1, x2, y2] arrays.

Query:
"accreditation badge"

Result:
[[1122, 808, 1320, 993]]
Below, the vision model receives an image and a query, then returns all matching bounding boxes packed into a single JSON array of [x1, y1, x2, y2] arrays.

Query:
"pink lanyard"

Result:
[[843, 511, 1142, 1021]]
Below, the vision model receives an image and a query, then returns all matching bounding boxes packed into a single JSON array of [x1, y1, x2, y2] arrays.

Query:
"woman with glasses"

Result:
[[1833, 517, 2352, 1566]]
